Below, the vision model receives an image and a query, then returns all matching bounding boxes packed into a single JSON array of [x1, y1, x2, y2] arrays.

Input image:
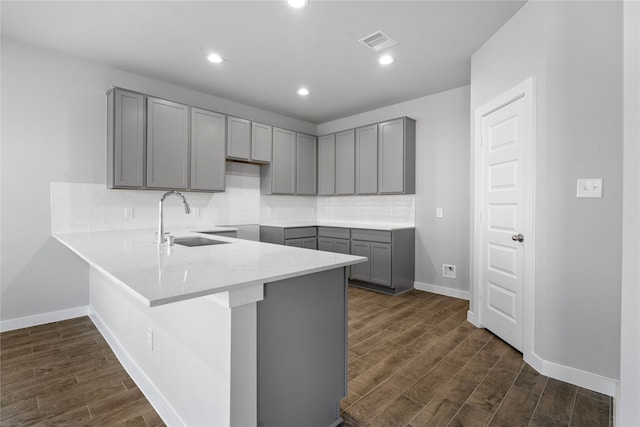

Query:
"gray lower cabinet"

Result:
[[285, 237, 317, 249], [296, 133, 317, 195], [251, 122, 272, 163], [336, 129, 356, 195], [355, 124, 378, 195], [226, 116, 251, 161], [350, 228, 415, 295], [146, 97, 189, 189], [378, 117, 416, 194], [107, 88, 145, 189], [318, 237, 350, 254], [317, 134, 335, 196], [190, 108, 226, 191]]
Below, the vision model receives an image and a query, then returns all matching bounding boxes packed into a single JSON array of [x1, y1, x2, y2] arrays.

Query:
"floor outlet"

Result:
[[147, 327, 154, 351], [442, 264, 456, 279]]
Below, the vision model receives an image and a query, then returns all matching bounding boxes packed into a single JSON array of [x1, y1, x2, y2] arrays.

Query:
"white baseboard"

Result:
[[414, 281, 471, 300], [89, 309, 184, 427], [526, 350, 618, 398], [0, 306, 90, 332]]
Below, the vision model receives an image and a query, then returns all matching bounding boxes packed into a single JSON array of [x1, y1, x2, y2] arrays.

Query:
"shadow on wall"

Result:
[[0, 238, 89, 321]]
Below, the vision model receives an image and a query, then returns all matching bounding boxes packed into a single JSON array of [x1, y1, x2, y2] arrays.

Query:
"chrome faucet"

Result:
[[158, 191, 191, 245]]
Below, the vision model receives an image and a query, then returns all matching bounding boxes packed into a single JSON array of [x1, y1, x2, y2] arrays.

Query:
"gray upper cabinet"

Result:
[[296, 133, 317, 195], [378, 117, 416, 194], [317, 134, 335, 196], [269, 127, 297, 194], [355, 124, 378, 195], [107, 89, 145, 189], [335, 129, 355, 195], [251, 122, 272, 163], [146, 97, 189, 190], [226, 116, 251, 161], [190, 108, 226, 192]]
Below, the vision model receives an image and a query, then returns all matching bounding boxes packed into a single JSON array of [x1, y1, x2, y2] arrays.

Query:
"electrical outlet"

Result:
[[147, 327, 154, 351], [191, 207, 200, 217], [576, 178, 603, 198], [442, 264, 456, 279], [436, 208, 443, 218], [124, 207, 134, 219]]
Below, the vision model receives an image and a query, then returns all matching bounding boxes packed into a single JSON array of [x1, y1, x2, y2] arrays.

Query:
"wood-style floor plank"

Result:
[[342, 287, 613, 427]]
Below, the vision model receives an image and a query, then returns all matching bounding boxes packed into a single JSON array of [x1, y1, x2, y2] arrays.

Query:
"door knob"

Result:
[[512, 234, 524, 242]]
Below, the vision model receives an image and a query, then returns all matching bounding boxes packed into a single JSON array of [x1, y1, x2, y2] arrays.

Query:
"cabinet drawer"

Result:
[[351, 229, 392, 243], [284, 227, 317, 239], [317, 227, 350, 239]]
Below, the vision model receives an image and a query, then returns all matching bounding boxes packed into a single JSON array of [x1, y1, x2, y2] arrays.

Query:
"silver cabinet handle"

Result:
[[512, 234, 524, 242]]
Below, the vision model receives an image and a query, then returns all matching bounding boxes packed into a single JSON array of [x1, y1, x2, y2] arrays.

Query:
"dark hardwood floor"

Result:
[[342, 287, 613, 427], [0, 316, 163, 426], [1, 288, 612, 426]]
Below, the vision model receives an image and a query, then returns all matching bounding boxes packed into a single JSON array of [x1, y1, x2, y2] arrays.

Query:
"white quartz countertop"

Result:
[[259, 222, 415, 231], [53, 228, 365, 307]]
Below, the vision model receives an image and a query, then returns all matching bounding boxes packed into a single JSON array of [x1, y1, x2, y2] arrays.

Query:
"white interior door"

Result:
[[479, 93, 530, 352]]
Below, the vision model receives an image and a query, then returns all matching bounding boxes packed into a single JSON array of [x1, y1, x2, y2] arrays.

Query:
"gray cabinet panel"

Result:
[[335, 129, 355, 195], [285, 239, 303, 248], [251, 122, 272, 163], [284, 227, 317, 239], [378, 119, 405, 194], [296, 133, 317, 195], [351, 229, 392, 243], [370, 243, 392, 287], [271, 127, 296, 194], [190, 108, 225, 191], [226, 116, 251, 160], [258, 268, 346, 427], [302, 237, 317, 250], [109, 89, 145, 188], [333, 239, 350, 254], [318, 134, 335, 196], [146, 97, 189, 189], [318, 227, 350, 239], [355, 125, 378, 195], [350, 241, 371, 282], [318, 237, 333, 252]]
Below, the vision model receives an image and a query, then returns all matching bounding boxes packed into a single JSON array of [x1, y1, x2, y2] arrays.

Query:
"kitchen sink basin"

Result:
[[174, 237, 230, 247]]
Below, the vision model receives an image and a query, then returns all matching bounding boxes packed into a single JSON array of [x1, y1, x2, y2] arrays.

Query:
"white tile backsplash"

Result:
[[52, 163, 415, 233]]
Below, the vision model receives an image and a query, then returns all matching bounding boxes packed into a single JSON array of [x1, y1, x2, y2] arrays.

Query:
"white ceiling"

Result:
[[1, 1, 525, 124]]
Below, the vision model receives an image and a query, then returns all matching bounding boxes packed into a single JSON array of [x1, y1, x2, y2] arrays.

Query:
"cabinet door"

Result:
[[227, 116, 251, 160], [317, 134, 335, 196], [350, 241, 371, 282], [110, 89, 144, 188], [333, 239, 350, 254], [296, 133, 317, 195], [355, 124, 378, 195], [190, 108, 226, 191], [271, 128, 296, 194], [378, 118, 405, 194], [318, 237, 334, 252], [302, 237, 317, 250], [370, 243, 392, 287], [335, 129, 355, 195], [251, 122, 272, 163], [146, 97, 189, 189], [285, 238, 303, 248]]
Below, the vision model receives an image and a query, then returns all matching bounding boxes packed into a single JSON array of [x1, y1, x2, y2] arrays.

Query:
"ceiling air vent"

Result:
[[359, 30, 397, 52]]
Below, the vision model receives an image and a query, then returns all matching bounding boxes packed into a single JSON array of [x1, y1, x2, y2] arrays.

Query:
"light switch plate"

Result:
[[577, 178, 603, 198], [436, 208, 443, 218]]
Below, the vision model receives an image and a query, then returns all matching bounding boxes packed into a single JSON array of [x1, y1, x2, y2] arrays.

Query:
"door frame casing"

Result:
[[469, 77, 536, 363]]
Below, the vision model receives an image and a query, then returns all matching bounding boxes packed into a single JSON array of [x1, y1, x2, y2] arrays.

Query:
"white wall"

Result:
[[619, 0, 640, 424], [318, 86, 470, 296], [471, 1, 623, 382], [0, 38, 317, 322]]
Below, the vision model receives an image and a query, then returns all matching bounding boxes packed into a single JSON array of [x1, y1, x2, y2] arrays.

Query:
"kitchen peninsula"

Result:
[[54, 228, 366, 427]]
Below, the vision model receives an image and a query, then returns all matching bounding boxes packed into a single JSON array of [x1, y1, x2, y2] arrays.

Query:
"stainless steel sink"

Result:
[[174, 237, 230, 247]]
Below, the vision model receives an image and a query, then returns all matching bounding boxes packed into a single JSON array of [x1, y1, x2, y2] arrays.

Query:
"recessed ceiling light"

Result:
[[297, 87, 310, 96], [287, 0, 308, 8], [379, 55, 395, 65], [207, 53, 224, 64]]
